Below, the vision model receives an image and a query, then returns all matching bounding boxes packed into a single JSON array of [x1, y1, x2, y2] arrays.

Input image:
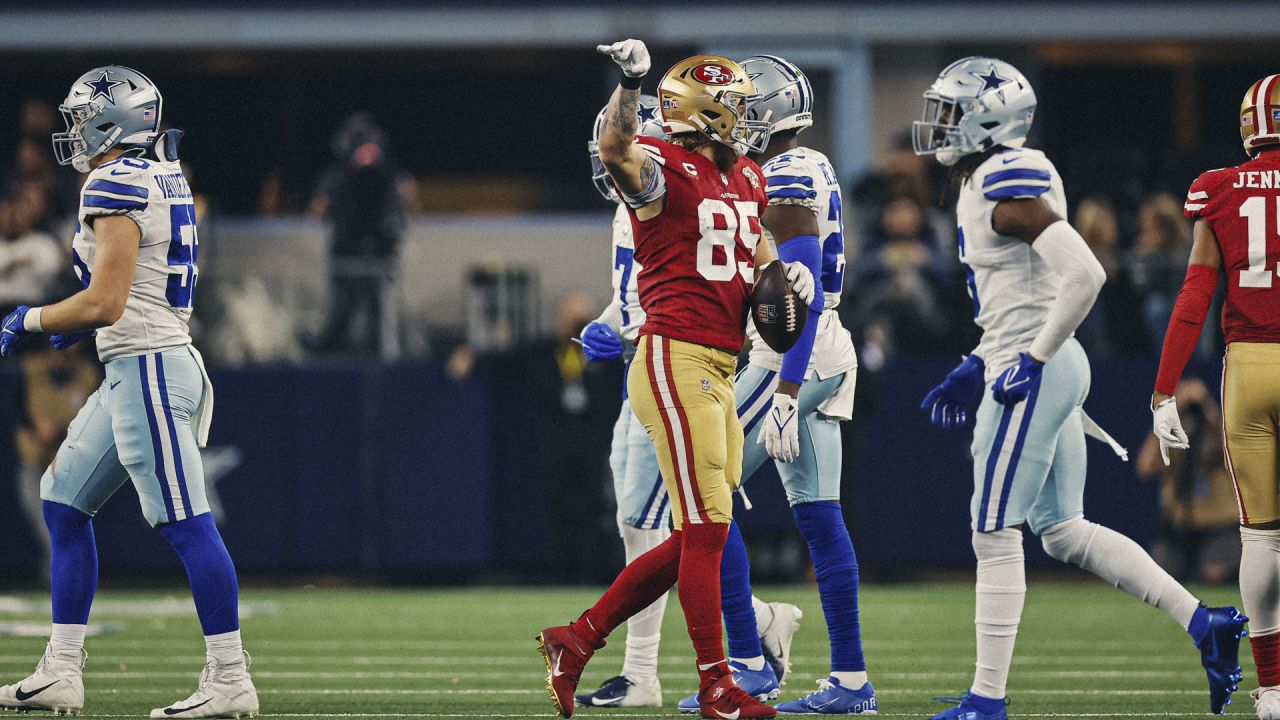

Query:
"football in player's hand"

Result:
[[751, 260, 808, 353]]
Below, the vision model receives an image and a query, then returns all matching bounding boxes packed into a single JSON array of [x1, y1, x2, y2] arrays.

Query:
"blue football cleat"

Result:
[[1196, 605, 1248, 714], [776, 677, 877, 714], [930, 691, 1007, 720], [677, 661, 780, 713]]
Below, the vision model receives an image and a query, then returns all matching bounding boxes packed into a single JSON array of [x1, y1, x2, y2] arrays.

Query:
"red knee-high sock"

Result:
[[1253, 632, 1280, 687], [572, 530, 683, 649], [679, 522, 731, 689]]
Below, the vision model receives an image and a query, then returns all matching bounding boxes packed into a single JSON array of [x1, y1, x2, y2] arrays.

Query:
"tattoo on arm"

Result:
[[639, 156, 657, 189], [605, 87, 640, 141]]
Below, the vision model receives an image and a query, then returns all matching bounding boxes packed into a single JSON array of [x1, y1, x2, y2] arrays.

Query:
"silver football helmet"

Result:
[[53, 65, 162, 173], [913, 57, 1036, 166], [739, 55, 813, 154], [588, 94, 665, 202]]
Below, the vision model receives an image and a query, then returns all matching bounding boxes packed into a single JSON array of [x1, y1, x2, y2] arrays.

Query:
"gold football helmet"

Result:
[[658, 55, 768, 156], [1240, 74, 1280, 155]]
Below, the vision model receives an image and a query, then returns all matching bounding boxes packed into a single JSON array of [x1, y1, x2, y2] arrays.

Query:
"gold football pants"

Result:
[[1222, 342, 1280, 525], [627, 335, 740, 530]]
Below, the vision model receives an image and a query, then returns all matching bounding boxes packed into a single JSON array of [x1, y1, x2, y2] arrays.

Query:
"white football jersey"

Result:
[[957, 147, 1067, 380], [609, 203, 646, 343], [73, 153, 198, 363], [747, 147, 857, 380]]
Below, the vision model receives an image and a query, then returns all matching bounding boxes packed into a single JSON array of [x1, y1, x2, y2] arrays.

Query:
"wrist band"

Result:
[[620, 74, 644, 90], [24, 306, 43, 333]]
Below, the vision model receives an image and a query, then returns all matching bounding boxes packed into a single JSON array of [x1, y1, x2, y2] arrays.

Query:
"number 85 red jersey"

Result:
[[1185, 149, 1280, 343], [627, 136, 768, 352]]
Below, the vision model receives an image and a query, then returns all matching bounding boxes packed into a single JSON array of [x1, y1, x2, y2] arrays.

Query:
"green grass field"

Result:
[[0, 582, 1257, 718]]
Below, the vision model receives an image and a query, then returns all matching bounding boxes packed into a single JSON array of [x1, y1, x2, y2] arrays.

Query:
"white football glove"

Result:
[[758, 393, 800, 463], [783, 261, 816, 306], [596, 39, 651, 78], [1152, 396, 1190, 466]]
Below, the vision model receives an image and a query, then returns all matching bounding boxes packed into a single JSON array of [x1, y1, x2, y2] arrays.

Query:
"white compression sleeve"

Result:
[[619, 521, 671, 684], [1040, 516, 1199, 628], [972, 528, 1026, 700], [1240, 528, 1280, 636], [1028, 220, 1106, 362]]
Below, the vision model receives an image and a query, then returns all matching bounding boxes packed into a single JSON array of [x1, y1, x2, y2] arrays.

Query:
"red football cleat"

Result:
[[536, 626, 595, 718], [700, 672, 778, 719]]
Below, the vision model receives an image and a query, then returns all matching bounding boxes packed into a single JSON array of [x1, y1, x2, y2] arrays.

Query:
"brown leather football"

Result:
[[750, 260, 808, 353]]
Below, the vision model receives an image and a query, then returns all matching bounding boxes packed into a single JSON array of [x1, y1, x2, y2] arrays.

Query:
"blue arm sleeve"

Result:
[[777, 234, 823, 385]]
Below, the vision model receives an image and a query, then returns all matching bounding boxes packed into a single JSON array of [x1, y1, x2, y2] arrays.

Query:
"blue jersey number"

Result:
[[614, 245, 635, 328], [166, 203, 199, 309], [822, 190, 846, 295]]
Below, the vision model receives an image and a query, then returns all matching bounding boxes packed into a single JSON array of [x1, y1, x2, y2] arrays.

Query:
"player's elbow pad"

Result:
[[777, 234, 824, 312]]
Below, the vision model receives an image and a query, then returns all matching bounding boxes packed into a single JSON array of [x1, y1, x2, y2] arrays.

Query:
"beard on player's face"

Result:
[[671, 132, 739, 173]]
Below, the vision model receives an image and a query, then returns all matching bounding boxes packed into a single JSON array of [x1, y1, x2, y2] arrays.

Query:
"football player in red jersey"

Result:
[[1153, 74, 1280, 719], [535, 39, 814, 720]]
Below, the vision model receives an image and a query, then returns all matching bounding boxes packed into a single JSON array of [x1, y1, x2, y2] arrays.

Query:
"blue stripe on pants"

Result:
[[155, 353, 193, 517], [736, 369, 777, 417], [995, 384, 1041, 529], [652, 492, 669, 530], [978, 404, 1016, 531], [138, 356, 177, 523], [639, 472, 665, 529]]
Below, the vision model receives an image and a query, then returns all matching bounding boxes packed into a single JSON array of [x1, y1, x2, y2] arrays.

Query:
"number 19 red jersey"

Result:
[[1185, 149, 1280, 343], [627, 136, 768, 352]]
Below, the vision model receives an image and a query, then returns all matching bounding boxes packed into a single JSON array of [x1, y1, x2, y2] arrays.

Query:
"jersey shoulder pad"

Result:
[[761, 150, 820, 208], [83, 158, 151, 216], [977, 149, 1055, 201], [1184, 166, 1232, 220], [634, 136, 679, 166]]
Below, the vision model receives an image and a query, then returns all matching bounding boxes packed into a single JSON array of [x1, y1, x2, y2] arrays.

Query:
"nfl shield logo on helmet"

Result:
[[1244, 115, 1254, 126]]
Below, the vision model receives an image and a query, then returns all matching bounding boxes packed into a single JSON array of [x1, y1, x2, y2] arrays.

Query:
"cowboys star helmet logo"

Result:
[[84, 70, 126, 104], [970, 63, 1022, 104]]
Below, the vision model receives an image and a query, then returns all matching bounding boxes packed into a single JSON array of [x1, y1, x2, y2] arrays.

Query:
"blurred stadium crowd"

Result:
[[0, 103, 1222, 369]]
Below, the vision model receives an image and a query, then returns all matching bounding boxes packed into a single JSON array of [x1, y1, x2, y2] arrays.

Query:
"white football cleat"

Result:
[[151, 652, 259, 718], [1254, 686, 1280, 720], [574, 674, 663, 708], [759, 601, 803, 686], [0, 643, 86, 716]]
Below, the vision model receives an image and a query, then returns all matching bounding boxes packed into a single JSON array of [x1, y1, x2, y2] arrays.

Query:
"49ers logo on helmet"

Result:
[[692, 63, 734, 86]]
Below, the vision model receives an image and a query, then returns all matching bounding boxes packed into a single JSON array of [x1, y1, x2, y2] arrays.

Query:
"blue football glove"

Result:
[[992, 352, 1044, 406], [51, 332, 93, 350], [0, 305, 32, 358], [580, 322, 624, 363], [920, 354, 986, 428]]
